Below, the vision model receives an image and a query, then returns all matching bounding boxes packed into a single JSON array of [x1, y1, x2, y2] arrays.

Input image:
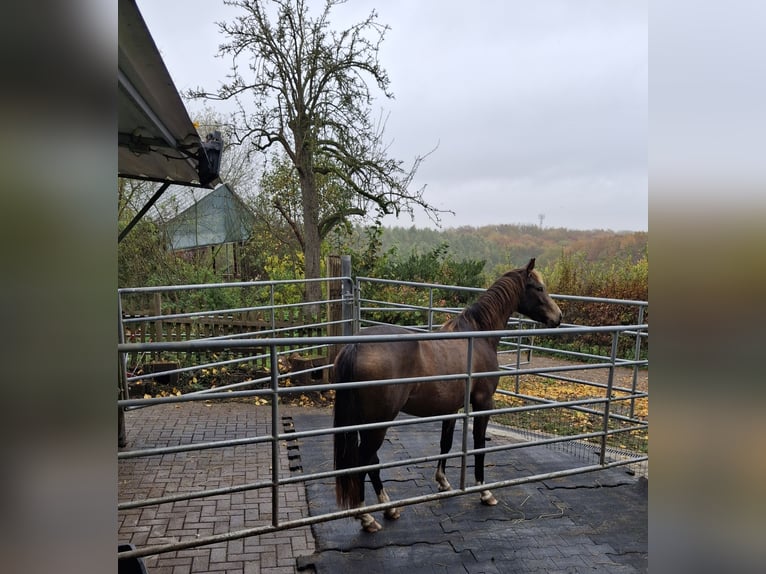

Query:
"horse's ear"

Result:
[[526, 258, 536, 273]]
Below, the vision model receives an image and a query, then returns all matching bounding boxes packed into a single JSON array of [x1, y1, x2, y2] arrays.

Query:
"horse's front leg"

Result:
[[434, 419, 456, 491], [473, 412, 498, 506]]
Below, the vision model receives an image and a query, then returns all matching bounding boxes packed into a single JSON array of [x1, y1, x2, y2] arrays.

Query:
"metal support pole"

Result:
[[270, 344, 280, 527], [514, 332, 522, 394], [118, 295, 129, 447], [428, 288, 434, 331], [118, 181, 171, 243], [629, 306, 645, 419], [341, 255, 353, 336], [269, 285, 276, 332], [599, 332, 619, 466], [460, 337, 474, 491]]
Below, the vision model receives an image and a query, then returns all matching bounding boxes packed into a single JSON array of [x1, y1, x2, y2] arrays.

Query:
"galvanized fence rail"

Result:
[[117, 269, 648, 561]]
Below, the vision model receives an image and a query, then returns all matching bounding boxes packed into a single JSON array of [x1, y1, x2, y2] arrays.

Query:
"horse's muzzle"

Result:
[[547, 310, 563, 327]]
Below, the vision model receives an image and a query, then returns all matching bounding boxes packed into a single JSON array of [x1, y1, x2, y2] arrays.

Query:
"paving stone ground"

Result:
[[118, 402, 647, 573], [118, 402, 316, 574]]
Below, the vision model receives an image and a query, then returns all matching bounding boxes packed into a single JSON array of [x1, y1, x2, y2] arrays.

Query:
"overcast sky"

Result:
[[137, 0, 647, 232]]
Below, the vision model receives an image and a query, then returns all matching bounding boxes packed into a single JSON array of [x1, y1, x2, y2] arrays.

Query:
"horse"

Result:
[[332, 257, 562, 532]]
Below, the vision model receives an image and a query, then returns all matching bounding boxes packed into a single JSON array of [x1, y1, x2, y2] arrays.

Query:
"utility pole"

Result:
[[538, 213, 545, 230]]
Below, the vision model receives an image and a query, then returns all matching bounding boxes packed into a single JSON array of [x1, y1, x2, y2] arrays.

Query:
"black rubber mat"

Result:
[[292, 409, 647, 573]]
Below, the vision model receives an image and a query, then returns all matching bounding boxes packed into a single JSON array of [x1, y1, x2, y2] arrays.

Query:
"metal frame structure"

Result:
[[117, 269, 648, 561]]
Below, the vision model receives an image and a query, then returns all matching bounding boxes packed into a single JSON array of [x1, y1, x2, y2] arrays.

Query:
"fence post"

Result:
[[460, 336, 475, 491], [599, 332, 620, 466], [341, 255, 353, 336], [270, 344, 281, 527], [326, 255, 342, 364], [118, 295, 128, 447], [428, 287, 434, 331], [629, 305, 645, 419], [152, 292, 162, 360]]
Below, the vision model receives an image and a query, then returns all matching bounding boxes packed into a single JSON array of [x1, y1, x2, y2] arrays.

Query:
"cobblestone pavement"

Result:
[[118, 402, 316, 574], [119, 402, 647, 573]]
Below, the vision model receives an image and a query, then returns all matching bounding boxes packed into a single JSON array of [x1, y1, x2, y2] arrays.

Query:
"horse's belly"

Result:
[[401, 382, 465, 417]]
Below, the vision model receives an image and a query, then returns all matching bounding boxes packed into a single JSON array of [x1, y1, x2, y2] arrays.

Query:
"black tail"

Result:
[[333, 344, 363, 509]]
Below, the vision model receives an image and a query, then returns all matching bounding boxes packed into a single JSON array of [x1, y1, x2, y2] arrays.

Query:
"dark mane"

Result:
[[442, 270, 525, 333]]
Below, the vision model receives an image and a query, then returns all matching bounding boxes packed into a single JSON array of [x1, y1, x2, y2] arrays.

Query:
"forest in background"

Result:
[[359, 223, 648, 357], [377, 224, 647, 278]]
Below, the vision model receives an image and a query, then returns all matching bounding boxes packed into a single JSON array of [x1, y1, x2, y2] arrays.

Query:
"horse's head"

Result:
[[518, 258, 563, 327]]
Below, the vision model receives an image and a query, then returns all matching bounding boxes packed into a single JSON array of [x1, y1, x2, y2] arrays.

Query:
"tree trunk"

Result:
[[299, 160, 323, 316]]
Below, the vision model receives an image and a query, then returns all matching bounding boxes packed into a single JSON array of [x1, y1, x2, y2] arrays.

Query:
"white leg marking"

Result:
[[378, 489, 401, 520], [435, 466, 452, 492], [358, 511, 382, 533], [478, 481, 498, 506]]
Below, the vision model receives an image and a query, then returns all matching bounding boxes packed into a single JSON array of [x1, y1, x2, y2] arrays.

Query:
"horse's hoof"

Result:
[[438, 483, 453, 492], [359, 513, 383, 532], [362, 519, 383, 533], [384, 507, 401, 520], [480, 491, 498, 506]]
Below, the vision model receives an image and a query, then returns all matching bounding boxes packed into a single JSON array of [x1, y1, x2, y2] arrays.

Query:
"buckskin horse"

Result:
[[333, 258, 563, 532]]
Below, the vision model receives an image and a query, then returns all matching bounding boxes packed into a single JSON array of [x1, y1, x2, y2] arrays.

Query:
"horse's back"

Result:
[[349, 325, 421, 380], [335, 325, 420, 420]]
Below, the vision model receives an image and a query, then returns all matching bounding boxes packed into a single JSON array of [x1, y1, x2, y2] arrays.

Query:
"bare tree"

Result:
[[190, 0, 441, 306], [191, 106, 259, 197]]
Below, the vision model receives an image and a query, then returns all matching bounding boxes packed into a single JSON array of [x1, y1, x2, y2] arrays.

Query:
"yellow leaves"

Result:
[[296, 394, 313, 407], [496, 373, 649, 454], [142, 388, 181, 398], [254, 397, 269, 406]]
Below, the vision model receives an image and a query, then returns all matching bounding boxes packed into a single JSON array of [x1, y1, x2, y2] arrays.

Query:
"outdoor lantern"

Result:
[[198, 130, 223, 186]]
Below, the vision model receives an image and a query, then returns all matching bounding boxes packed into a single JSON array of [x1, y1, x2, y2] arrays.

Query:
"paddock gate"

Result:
[[118, 256, 648, 563]]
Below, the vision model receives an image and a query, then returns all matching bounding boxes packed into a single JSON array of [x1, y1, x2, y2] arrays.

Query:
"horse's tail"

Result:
[[333, 343, 363, 509]]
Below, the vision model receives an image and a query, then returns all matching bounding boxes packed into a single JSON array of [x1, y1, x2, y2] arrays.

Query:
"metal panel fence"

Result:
[[355, 276, 649, 457], [117, 269, 648, 561]]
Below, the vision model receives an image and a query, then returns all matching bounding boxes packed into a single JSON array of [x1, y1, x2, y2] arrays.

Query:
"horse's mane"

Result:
[[442, 269, 537, 333]]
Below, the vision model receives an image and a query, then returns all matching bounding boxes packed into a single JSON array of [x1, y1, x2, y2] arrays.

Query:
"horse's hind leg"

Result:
[[368, 451, 401, 521], [356, 428, 397, 532], [435, 419, 456, 491]]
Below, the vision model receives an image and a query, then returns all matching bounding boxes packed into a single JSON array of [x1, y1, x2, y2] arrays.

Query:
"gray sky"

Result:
[[137, 0, 647, 231]]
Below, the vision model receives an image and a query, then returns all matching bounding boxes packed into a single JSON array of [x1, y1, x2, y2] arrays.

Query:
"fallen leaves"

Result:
[[495, 375, 649, 453]]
